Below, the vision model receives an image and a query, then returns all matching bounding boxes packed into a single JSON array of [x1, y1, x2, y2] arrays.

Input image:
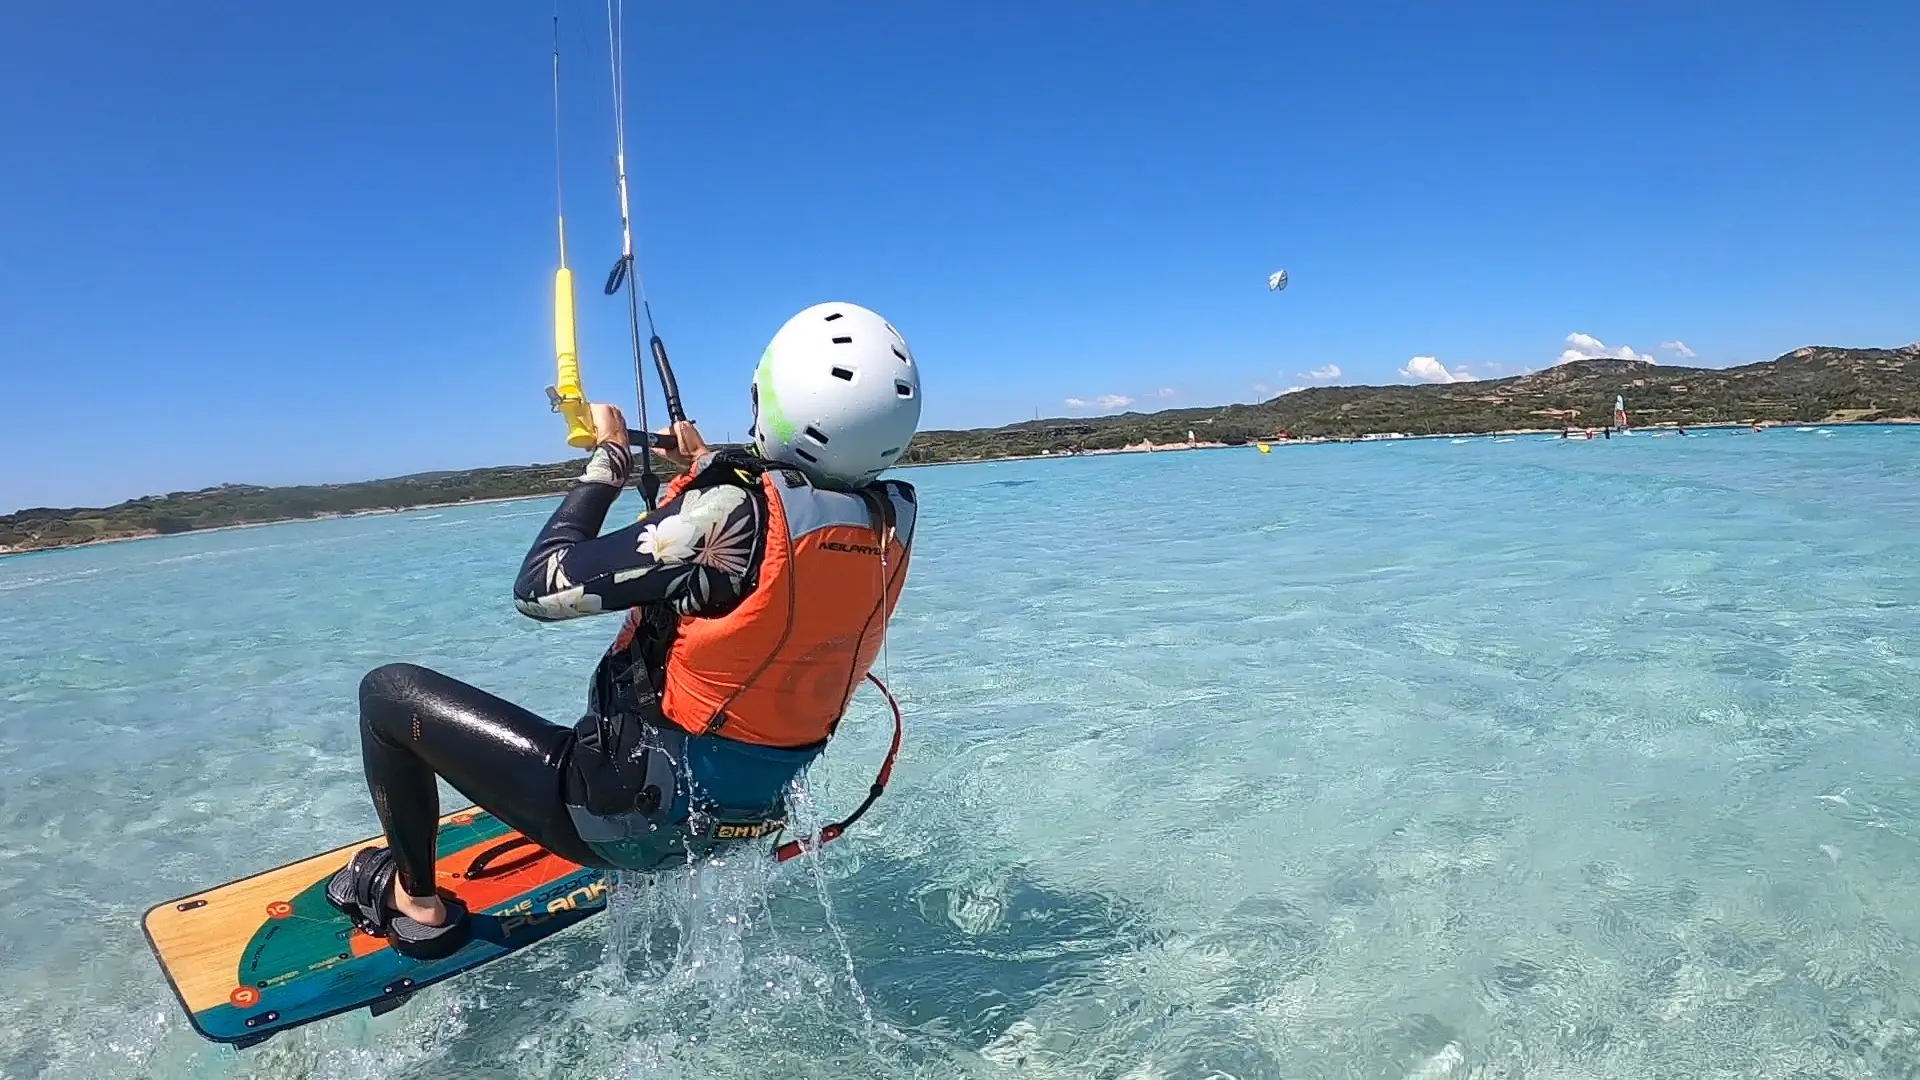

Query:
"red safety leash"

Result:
[[772, 672, 902, 863]]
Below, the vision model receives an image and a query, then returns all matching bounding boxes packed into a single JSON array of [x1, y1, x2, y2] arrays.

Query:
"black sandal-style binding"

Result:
[[325, 847, 472, 961]]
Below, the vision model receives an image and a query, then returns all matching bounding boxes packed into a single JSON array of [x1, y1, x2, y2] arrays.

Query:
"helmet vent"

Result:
[[895, 381, 914, 399], [891, 346, 908, 362], [881, 447, 900, 458], [803, 425, 830, 445], [831, 336, 853, 345], [830, 366, 855, 381], [793, 447, 819, 464], [824, 311, 844, 322]]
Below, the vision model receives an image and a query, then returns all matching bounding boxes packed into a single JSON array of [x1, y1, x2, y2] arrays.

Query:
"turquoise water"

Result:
[[5, 427, 1920, 1079]]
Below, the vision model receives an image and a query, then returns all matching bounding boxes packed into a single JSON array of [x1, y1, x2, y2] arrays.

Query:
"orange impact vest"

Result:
[[617, 455, 917, 750]]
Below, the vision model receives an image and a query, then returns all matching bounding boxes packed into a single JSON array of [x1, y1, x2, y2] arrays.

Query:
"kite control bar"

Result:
[[627, 429, 679, 453]]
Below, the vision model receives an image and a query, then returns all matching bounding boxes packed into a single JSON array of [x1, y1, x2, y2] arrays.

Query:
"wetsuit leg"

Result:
[[358, 662, 609, 897]]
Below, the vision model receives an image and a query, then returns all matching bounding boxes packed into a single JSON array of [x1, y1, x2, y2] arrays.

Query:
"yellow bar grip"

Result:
[[551, 264, 596, 449]]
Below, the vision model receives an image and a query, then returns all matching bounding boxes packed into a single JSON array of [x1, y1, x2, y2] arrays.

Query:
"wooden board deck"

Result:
[[142, 807, 610, 1048]]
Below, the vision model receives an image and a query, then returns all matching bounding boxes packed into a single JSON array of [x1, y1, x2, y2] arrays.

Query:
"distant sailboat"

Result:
[[1613, 394, 1631, 434]]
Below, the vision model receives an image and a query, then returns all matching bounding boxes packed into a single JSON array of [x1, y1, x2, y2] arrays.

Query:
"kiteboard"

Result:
[[142, 807, 609, 1049]]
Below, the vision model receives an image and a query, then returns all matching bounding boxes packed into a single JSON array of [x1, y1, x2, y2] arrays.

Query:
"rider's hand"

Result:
[[590, 403, 629, 450], [654, 420, 708, 467]]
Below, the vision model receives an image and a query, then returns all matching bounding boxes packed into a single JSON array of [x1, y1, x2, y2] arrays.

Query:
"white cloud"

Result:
[[1252, 382, 1271, 398], [1280, 385, 1307, 395], [1398, 355, 1470, 384], [1065, 394, 1135, 411], [1301, 364, 1342, 381], [1557, 332, 1652, 366], [1660, 339, 1695, 359], [1068, 388, 1164, 410]]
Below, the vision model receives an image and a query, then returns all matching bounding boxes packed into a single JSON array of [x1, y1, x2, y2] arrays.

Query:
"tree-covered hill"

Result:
[[6, 344, 1914, 553]]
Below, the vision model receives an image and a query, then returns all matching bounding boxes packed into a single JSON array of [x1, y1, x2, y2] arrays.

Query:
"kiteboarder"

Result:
[[325, 303, 924, 958]]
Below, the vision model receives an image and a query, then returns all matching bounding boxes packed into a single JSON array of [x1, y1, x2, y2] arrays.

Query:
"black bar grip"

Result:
[[626, 429, 679, 452], [650, 335, 687, 424]]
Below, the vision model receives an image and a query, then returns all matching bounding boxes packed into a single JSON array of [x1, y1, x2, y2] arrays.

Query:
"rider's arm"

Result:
[[512, 443, 765, 621]]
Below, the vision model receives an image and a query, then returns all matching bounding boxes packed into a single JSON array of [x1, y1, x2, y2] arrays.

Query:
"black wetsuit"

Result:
[[361, 442, 772, 898]]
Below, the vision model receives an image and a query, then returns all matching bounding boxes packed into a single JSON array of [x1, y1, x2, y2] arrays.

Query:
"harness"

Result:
[[561, 454, 905, 866]]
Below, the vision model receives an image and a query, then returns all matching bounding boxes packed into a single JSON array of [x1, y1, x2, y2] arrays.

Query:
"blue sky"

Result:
[[2, 0, 1916, 512]]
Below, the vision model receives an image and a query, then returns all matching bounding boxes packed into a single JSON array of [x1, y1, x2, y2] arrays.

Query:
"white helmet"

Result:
[[750, 302, 922, 488]]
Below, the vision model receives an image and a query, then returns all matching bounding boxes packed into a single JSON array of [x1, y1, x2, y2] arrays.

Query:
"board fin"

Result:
[[368, 994, 413, 1018]]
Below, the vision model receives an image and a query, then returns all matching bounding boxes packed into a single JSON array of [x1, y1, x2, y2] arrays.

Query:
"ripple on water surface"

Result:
[[3, 428, 1920, 1078]]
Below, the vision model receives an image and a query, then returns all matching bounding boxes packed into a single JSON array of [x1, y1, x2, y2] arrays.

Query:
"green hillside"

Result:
[[5, 344, 1914, 554]]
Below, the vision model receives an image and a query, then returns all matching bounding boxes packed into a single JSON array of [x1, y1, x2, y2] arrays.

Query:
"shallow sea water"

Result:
[[4, 427, 1920, 1079]]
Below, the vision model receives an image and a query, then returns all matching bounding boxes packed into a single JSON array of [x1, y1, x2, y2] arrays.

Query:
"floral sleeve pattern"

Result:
[[513, 479, 764, 622]]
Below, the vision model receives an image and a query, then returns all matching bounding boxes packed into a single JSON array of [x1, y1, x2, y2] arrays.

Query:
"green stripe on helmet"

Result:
[[753, 346, 797, 444]]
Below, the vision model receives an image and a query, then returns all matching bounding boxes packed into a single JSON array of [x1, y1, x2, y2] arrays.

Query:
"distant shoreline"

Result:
[[0, 491, 561, 559], [7, 418, 1918, 559], [895, 416, 1920, 468]]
